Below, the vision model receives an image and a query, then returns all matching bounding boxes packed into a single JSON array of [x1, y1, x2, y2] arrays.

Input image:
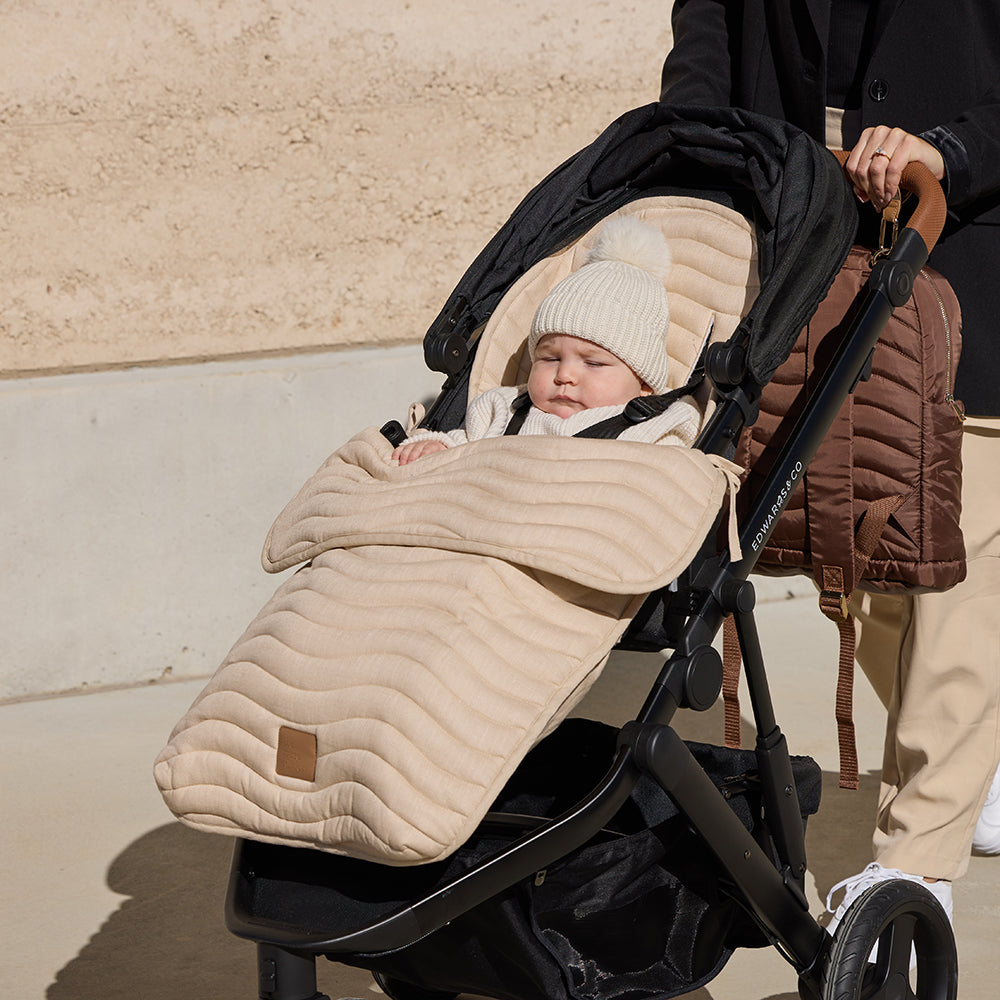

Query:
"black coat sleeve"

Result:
[[659, 0, 740, 105], [939, 9, 1000, 211], [935, 85, 1000, 211]]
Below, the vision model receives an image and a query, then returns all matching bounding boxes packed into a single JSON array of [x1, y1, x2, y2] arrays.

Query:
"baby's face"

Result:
[[527, 334, 650, 418]]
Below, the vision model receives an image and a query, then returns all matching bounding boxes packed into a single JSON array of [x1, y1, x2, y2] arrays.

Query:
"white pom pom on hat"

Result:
[[529, 215, 673, 394]]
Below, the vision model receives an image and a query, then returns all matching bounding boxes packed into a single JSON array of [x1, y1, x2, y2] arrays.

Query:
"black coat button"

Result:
[[868, 78, 890, 102]]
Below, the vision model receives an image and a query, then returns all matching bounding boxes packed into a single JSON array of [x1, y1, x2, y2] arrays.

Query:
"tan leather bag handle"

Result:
[[832, 149, 947, 253]]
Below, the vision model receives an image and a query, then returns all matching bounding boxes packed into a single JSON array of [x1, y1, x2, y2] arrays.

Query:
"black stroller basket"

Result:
[[224, 106, 955, 1000]]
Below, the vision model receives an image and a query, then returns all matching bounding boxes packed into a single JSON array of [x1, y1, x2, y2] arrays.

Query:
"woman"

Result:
[[661, 0, 1000, 935]]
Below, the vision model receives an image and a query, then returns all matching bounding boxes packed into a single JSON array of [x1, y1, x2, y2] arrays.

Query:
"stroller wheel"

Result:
[[372, 971, 458, 1000], [820, 879, 957, 1000]]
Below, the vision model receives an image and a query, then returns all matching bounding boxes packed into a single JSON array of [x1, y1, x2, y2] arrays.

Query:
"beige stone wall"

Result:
[[1, 1, 671, 376]]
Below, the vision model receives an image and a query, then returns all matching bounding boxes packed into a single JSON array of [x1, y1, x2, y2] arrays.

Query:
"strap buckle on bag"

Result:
[[819, 589, 849, 622]]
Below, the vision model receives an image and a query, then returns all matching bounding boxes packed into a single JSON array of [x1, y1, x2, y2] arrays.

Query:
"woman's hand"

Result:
[[845, 126, 946, 212], [392, 439, 448, 465]]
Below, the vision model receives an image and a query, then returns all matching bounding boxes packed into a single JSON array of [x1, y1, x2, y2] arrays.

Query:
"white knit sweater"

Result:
[[404, 385, 702, 449]]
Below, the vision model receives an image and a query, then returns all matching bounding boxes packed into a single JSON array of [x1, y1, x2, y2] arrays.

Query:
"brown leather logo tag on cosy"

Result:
[[276, 727, 317, 781]]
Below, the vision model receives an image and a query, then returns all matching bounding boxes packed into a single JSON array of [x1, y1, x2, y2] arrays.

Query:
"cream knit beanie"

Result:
[[529, 216, 673, 393]]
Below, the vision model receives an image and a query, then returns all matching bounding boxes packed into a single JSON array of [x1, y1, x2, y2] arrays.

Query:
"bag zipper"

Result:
[[918, 269, 965, 422]]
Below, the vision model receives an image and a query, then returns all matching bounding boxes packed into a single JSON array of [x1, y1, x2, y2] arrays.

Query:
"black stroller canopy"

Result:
[[424, 103, 858, 392]]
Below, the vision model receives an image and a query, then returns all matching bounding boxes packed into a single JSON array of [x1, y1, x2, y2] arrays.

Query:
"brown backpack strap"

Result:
[[819, 566, 860, 790], [834, 615, 860, 789], [723, 497, 905, 774], [852, 494, 907, 582], [819, 494, 907, 790], [722, 614, 742, 748]]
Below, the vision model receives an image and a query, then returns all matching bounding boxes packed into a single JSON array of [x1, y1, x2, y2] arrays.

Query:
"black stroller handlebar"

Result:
[[832, 149, 947, 253]]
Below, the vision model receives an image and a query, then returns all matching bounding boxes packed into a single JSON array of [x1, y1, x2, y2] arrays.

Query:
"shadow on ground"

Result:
[[46, 823, 372, 1000], [48, 824, 258, 1000]]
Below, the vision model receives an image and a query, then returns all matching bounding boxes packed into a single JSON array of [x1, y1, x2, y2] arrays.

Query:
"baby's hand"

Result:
[[392, 439, 448, 465]]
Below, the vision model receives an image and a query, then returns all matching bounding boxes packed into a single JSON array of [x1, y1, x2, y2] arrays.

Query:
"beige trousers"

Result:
[[850, 416, 1000, 881]]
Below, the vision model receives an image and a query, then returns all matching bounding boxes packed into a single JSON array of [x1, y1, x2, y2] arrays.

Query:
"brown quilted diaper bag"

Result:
[[728, 246, 966, 787]]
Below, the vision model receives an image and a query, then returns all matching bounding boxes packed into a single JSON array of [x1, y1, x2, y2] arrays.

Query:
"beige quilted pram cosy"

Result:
[[154, 189, 752, 865]]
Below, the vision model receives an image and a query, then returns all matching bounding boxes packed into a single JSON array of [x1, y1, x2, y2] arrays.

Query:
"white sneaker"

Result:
[[824, 862, 953, 967], [972, 763, 1000, 855]]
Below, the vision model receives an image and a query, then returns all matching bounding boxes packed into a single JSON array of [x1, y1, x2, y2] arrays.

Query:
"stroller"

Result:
[[160, 105, 958, 1000]]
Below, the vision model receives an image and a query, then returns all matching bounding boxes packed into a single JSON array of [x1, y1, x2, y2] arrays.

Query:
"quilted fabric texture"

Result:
[[738, 251, 965, 593], [155, 428, 735, 864], [262, 427, 728, 590]]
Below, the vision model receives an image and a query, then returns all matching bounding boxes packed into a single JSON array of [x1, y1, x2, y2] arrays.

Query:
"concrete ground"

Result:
[[4, 590, 998, 1000]]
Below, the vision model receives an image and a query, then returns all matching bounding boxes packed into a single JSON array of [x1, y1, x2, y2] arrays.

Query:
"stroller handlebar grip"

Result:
[[832, 149, 947, 253]]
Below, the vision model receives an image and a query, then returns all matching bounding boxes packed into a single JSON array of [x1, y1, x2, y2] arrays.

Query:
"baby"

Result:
[[393, 215, 701, 464]]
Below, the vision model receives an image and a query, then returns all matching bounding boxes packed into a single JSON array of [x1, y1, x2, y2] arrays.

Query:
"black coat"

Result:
[[660, 0, 1000, 415]]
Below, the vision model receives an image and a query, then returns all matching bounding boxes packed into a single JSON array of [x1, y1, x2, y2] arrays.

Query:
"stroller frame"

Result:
[[224, 109, 956, 1000]]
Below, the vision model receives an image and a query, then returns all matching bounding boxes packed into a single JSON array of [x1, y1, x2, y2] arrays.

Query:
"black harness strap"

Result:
[[501, 370, 703, 440], [572, 373, 704, 439], [502, 391, 533, 436]]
